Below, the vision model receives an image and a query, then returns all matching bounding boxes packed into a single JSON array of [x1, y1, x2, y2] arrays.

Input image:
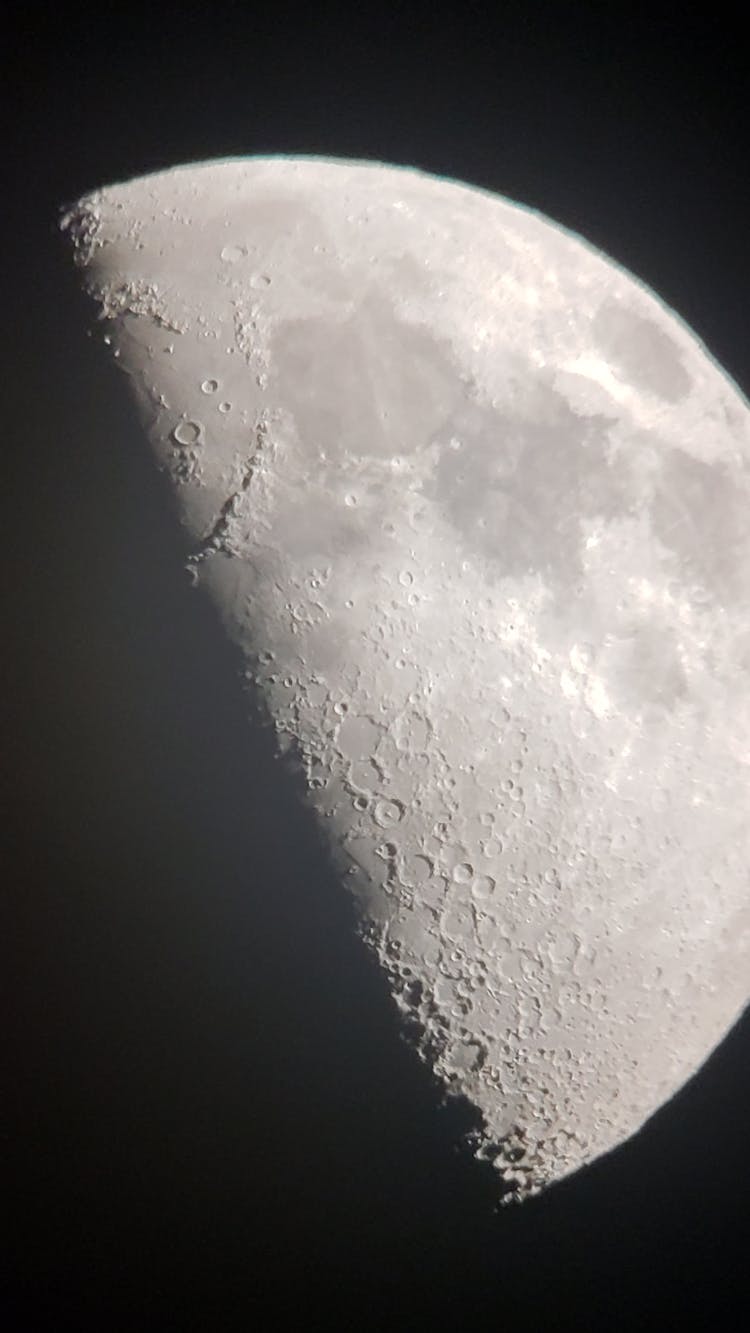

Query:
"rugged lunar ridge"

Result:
[[61, 156, 750, 1201]]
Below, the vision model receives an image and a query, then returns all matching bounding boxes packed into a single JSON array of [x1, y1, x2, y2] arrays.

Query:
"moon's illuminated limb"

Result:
[[61, 156, 750, 1202]]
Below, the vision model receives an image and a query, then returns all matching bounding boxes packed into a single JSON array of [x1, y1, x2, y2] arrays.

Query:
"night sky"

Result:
[[4, 5, 749, 1328]]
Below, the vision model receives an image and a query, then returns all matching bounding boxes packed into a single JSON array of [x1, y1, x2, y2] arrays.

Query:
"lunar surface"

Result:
[[61, 156, 750, 1202]]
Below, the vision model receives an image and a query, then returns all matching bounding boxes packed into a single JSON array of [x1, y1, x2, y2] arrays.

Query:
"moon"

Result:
[[61, 156, 750, 1202]]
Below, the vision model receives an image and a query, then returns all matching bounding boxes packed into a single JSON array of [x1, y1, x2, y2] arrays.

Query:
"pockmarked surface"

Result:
[[61, 156, 750, 1200]]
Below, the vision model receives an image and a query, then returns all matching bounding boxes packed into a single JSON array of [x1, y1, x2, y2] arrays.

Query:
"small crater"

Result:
[[373, 798, 405, 828], [471, 874, 496, 900], [172, 419, 203, 446], [410, 854, 433, 884]]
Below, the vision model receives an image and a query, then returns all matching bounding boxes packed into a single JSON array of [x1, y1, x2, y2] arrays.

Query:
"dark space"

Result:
[[3, 5, 749, 1328]]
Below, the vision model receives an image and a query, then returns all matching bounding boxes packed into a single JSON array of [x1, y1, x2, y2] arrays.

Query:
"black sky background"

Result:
[[3, 4, 749, 1328]]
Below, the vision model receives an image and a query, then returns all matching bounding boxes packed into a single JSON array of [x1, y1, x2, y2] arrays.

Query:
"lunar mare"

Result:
[[61, 156, 750, 1201]]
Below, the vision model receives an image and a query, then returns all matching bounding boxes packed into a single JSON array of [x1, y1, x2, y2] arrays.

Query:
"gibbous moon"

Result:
[[61, 156, 750, 1202]]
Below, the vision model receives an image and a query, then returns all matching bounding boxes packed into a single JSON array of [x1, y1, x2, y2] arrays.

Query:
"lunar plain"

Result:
[[61, 156, 750, 1202]]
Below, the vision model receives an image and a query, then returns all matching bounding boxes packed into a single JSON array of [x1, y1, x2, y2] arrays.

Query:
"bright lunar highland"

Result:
[[61, 156, 750, 1202]]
